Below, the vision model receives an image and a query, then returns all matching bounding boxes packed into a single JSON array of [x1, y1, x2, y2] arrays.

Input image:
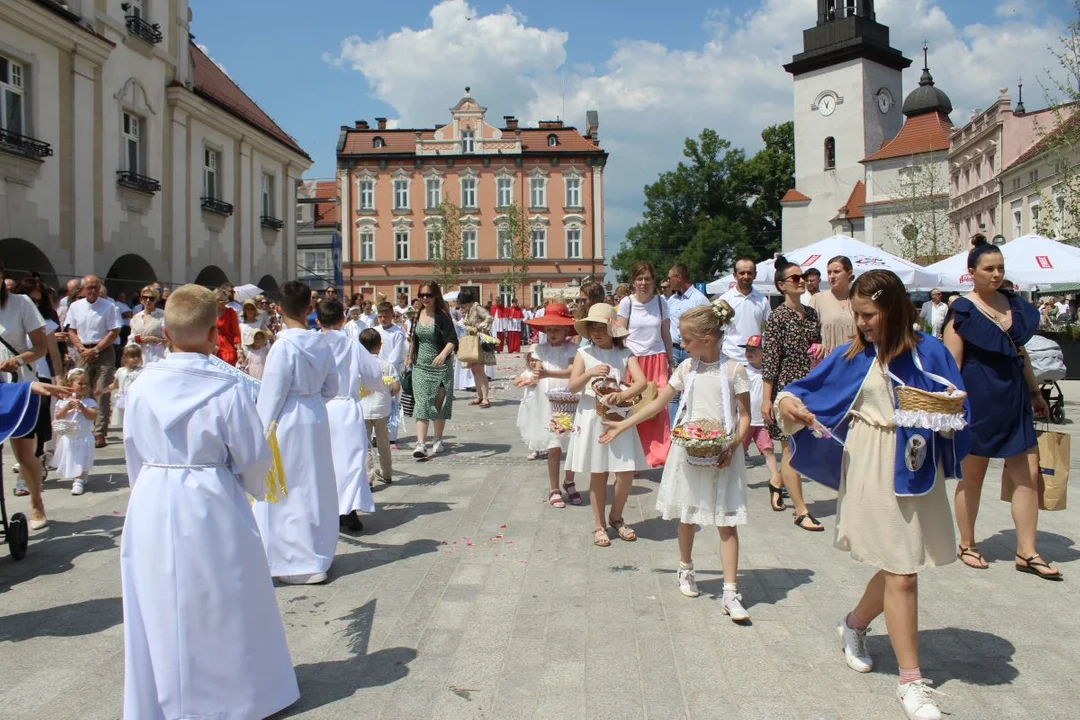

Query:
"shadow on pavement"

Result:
[[977, 529, 1080, 564], [867, 627, 1017, 686], [360, 501, 452, 534], [383, 472, 453, 489], [631, 516, 680, 542], [281, 599, 417, 716], [441, 442, 513, 457], [703, 567, 815, 608], [0, 514, 124, 593], [0, 596, 122, 641], [332, 537, 442, 581]]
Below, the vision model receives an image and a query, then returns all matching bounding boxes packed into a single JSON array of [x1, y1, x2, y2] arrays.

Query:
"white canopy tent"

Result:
[[705, 234, 941, 295], [925, 234, 1080, 292]]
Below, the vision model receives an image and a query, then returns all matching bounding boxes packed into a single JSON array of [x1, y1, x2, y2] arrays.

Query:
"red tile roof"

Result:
[[1002, 113, 1080, 173], [339, 126, 604, 156], [831, 181, 866, 221], [780, 188, 811, 203], [189, 43, 310, 161], [862, 112, 953, 162], [312, 179, 339, 228]]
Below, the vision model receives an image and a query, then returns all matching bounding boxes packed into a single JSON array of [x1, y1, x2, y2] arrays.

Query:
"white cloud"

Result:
[[326, 0, 1067, 263]]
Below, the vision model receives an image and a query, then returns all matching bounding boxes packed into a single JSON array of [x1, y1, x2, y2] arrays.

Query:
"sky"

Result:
[[189, 0, 1074, 262]]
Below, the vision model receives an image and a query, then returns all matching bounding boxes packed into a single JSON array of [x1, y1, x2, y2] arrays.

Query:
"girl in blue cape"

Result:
[[777, 270, 970, 720]]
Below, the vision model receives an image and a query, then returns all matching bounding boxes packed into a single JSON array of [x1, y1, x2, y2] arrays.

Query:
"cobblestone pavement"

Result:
[[1, 368, 1078, 719]]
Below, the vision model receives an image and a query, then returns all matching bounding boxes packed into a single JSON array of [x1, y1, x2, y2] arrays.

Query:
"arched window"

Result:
[[824, 137, 836, 170], [547, 134, 558, 147], [373, 136, 385, 149]]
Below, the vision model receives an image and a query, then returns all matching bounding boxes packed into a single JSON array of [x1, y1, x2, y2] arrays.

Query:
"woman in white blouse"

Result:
[[128, 286, 166, 364]]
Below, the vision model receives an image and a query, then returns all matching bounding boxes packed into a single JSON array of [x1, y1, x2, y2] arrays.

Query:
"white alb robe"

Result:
[[252, 328, 339, 576], [120, 353, 298, 720], [323, 329, 382, 515]]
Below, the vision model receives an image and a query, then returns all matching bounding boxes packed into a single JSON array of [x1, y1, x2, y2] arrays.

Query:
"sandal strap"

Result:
[[1017, 553, 1054, 569], [794, 513, 821, 527]]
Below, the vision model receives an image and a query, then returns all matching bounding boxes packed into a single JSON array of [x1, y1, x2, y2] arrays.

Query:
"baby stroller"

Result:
[[0, 460, 29, 560], [1026, 335, 1067, 424]]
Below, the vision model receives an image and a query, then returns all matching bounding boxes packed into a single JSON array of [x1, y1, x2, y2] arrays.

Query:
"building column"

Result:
[[591, 163, 605, 262], [239, 141, 253, 282], [286, 165, 301, 283], [71, 53, 96, 273], [170, 109, 189, 285], [338, 168, 351, 292]]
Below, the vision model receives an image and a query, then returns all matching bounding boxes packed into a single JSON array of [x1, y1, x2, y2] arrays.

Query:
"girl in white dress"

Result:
[[566, 303, 648, 546], [109, 345, 143, 427], [55, 368, 98, 496], [601, 304, 752, 622], [516, 304, 580, 508]]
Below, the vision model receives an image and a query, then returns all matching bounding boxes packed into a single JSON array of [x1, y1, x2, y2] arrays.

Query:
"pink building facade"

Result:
[[335, 90, 607, 306]]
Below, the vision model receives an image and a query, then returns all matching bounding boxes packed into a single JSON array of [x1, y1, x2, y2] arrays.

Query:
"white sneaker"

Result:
[[71, 479, 86, 496], [278, 572, 329, 585], [837, 617, 873, 673], [677, 567, 700, 597], [13, 477, 28, 496], [11, 462, 18, 474], [721, 590, 750, 623], [412, 442, 428, 459], [897, 679, 943, 720], [431, 439, 445, 454]]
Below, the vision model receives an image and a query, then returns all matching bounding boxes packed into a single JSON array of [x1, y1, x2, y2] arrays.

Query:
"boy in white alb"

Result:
[[252, 280, 340, 585], [374, 301, 407, 442], [120, 284, 298, 719], [318, 298, 383, 532], [360, 328, 400, 484]]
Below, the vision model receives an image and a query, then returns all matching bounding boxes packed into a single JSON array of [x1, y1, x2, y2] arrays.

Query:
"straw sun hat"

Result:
[[574, 303, 629, 339]]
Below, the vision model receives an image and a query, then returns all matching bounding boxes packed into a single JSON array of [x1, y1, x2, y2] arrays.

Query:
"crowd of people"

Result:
[[0, 233, 1064, 720]]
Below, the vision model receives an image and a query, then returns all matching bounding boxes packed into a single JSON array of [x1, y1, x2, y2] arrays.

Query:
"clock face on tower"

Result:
[[818, 94, 836, 117], [876, 89, 894, 114]]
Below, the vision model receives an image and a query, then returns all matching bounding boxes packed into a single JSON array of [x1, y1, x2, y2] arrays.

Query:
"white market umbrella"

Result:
[[706, 258, 776, 296], [769, 235, 941, 290], [925, 234, 1080, 292], [233, 284, 263, 302], [443, 290, 460, 302]]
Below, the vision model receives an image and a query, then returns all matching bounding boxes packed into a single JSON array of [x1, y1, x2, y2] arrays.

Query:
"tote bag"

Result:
[[458, 335, 482, 365], [1001, 428, 1069, 511]]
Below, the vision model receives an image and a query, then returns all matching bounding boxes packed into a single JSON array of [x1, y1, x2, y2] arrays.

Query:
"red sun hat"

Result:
[[524, 302, 576, 328]]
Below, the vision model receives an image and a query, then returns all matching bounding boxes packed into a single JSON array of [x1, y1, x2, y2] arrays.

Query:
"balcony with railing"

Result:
[[117, 170, 161, 194], [121, 6, 163, 45], [201, 197, 234, 216], [0, 128, 53, 160], [261, 215, 284, 230]]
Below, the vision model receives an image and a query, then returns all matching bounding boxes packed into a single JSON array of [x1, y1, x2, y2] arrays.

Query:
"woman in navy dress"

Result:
[[943, 236, 1061, 580]]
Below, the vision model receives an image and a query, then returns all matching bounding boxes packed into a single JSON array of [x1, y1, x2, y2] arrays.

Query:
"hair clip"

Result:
[[871, 290, 882, 301]]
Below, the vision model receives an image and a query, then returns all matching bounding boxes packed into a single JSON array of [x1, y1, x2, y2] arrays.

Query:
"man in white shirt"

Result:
[[720, 257, 772, 364], [920, 289, 948, 338], [801, 268, 821, 305], [665, 263, 711, 417], [393, 292, 410, 318], [66, 274, 122, 446], [1054, 296, 1071, 320]]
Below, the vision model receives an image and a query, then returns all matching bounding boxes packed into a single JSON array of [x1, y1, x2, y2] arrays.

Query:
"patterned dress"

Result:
[[761, 303, 821, 440], [412, 321, 455, 421]]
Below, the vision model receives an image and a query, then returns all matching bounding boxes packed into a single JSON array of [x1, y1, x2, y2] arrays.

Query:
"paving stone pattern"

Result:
[[1, 370, 1079, 719]]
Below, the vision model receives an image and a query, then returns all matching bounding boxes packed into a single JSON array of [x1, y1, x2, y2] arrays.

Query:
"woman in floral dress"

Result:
[[760, 255, 824, 532]]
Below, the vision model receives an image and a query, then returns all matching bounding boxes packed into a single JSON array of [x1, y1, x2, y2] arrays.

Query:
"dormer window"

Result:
[[461, 129, 475, 154], [373, 137, 385, 149], [547, 134, 558, 147]]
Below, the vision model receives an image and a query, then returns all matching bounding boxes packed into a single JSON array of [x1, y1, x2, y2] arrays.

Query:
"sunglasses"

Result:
[[418, 293, 434, 299], [140, 295, 155, 301], [784, 273, 805, 284]]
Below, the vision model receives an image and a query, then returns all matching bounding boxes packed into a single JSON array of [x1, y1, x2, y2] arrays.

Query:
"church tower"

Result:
[[780, 0, 912, 251]]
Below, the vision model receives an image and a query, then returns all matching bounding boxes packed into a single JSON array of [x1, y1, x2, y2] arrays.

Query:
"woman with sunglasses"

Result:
[[760, 255, 825, 532], [129, 286, 167, 364], [406, 282, 458, 459]]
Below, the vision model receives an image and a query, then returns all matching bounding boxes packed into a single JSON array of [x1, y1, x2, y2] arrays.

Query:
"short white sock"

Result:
[[723, 583, 738, 594], [678, 561, 693, 571]]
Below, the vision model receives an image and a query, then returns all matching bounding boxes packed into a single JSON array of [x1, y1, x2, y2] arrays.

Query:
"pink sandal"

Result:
[[548, 489, 565, 508]]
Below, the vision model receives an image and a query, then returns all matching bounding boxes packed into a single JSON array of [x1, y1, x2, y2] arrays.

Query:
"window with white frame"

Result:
[[1011, 200, 1023, 238], [425, 177, 442, 209], [395, 230, 410, 260], [565, 176, 582, 208], [461, 129, 475, 154], [358, 178, 374, 209], [566, 226, 582, 258], [497, 227, 513, 259], [122, 111, 141, 174], [393, 178, 409, 209], [1055, 184, 1066, 238], [0, 56, 26, 136], [461, 227, 478, 259], [301, 249, 331, 274], [1029, 194, 1041, 231], [531, 227, 547, 258], [128, 0, 145, 19], [496, 176, 513, 207], [532, 284, 544, 308], [202, 148, 219, 199], [530, 176, 546, 208], [461, 176, 477, 208], [262, 174, 275, 216], [499, 284, 513, 306], [359, 229, 375, 261], [426, 227, 443, 259]]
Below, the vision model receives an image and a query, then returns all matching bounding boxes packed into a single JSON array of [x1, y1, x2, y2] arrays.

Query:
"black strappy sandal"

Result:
[[1015, 553, 1063, 581], [957, 545, 989, 570], [793, 513, 824, 532], [768, 481, 786, 512]]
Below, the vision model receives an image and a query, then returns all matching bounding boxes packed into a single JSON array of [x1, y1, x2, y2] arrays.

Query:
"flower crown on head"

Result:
[[711, 298, 735, 326]]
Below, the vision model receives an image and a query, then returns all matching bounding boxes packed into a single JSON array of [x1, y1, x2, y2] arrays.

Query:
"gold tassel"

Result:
[[263, 421, 288, 504]]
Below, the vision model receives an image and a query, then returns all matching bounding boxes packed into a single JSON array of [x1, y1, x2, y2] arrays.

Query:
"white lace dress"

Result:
[[656, 359, 749, 526], [565, 345, 648, 474], [516, 342, 577, 452]]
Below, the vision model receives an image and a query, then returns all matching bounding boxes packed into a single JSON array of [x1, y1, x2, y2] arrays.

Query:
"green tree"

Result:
[[497, 204, 533, 296], [612, 123, 793, 282], [428, 201, 464, 291]]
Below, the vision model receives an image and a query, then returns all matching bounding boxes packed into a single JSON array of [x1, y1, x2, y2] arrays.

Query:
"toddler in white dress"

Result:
[[600, 304, 752, 622], [55, 368, 98, 496]]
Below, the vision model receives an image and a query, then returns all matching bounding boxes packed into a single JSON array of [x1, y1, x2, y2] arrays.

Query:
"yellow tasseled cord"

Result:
[[263, 420, 287, 503]]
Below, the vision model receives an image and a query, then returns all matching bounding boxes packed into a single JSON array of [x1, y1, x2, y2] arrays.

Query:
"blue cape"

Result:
[[0, 383, 37, 444], [784, 332, 970, 497]]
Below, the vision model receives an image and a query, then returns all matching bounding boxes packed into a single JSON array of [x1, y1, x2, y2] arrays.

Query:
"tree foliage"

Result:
[[888, 158, 952, 263], [612, 123, 793, 282], [498, 204, 533, 295], [428, 201, 465, 291]]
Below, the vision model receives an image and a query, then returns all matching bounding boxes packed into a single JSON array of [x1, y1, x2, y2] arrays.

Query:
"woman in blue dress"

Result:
[[942, 236, 1061, 580]]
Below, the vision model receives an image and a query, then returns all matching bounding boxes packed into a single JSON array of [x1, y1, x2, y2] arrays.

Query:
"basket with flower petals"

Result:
[[547, 413, 575, 435], [671, 419, 733, 466], [592, 377, 636, 421], [546, 389, 581, 415]]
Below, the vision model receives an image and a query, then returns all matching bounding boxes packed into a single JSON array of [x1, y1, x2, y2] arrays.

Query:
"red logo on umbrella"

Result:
[[1036, 255, 1053, 269], [803, 254, 821, 265]]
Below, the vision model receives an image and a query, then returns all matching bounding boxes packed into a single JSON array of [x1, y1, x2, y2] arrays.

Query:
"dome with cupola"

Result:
[[902, 47, 953, 118]]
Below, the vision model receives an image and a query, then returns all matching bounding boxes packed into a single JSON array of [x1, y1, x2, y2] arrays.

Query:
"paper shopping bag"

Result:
[[458, 335, 482, 365], [1001, 429, 1069, 511]]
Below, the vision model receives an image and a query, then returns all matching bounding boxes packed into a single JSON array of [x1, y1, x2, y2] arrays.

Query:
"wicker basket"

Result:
[[592, 378, 636, 422], [895, 386, 966, 415], [672, 421, 731, 467], [52, 419, 78, 437], [546, 390, 581, 415]]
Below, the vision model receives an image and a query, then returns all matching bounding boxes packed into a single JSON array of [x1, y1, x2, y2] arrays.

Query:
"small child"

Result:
[[360, 328, 401, 486], [242, 329, 269, 380], [565, 304, 648, 546], [54, 368, 98, 496], [109, 345, 143, 427], [374, 301, 407, 444], [516, 303, 579, 507], [740, 335, 782, 508], [601, 304, 752, 622], [120, 284, 298, 719]]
